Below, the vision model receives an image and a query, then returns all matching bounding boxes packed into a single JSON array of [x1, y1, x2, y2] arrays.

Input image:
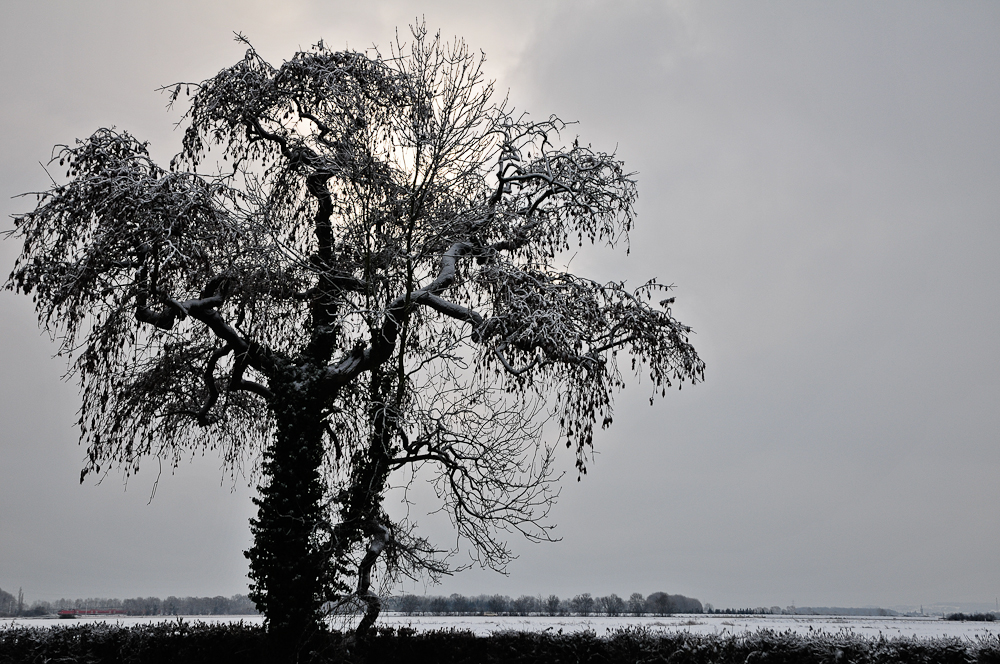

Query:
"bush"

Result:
[[0, 620, 270, 664], [3, 622, 1000, 663]]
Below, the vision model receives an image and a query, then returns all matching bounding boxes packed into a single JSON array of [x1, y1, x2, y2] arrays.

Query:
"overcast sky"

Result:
[[1, 1, 998, 611]]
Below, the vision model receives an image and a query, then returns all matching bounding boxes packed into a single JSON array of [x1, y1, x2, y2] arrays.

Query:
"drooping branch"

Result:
[[493, 343, 538, 376], [135, 289, 283, 381], [198, 344, 233, 425], [383, 385, 559, 571]]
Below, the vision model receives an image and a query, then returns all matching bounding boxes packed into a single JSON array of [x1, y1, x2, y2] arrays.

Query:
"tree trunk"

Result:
[[355, 523, 389, 634], [337, 375, 397, 635], [246, 380, 329, 656]]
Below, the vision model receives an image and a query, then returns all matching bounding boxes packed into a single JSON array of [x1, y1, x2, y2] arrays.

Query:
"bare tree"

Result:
[[0, 588, 15, 617], [511, 595, 539, 616], [545, 594, 562, 616], [628, 592, 649, 616], [428, 596, 449, 615], [570, 593, 595, 616], [598, 593, 625, 617], [6, 26, 703, 645], [450, 593, 471, 614]]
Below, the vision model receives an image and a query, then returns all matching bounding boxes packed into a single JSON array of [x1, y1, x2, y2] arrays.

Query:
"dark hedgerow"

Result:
[[3, 622, 1000, 664], [0, 620, 270, 664], [946, 612, 997, 622]]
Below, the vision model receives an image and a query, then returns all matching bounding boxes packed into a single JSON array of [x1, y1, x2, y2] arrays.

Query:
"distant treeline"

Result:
[[384, 592, 703, 616], [789, 607, 900, 616], [0, 590, 257, 617], [2, 589, 707, 618], [706, 606, 900, 616], [945, 612, 996, 622]]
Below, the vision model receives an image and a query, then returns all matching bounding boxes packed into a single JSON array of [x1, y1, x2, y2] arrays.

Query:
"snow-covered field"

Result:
[[6, 613, 1000, 640], [376, 614, 1000, 639]]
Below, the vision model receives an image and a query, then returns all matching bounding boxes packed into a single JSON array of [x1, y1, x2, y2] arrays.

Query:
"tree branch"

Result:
[[197, 344, 233, 425], [229, 348, 276, 400], [493, 344, 538, 376], [324, 241, 480, 384], [136, 290, 284, 380]]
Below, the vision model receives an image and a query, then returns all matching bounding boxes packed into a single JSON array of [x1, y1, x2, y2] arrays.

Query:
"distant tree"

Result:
[[397, 594, 421, 616], [123, 596, 162, 616], [486, 595, 511, 615], [674, 594, 703, 613], [628, 592, 648, 616], [644, 592, 702, 615], [545, 595, 562, 616], [6, 26, 703, 645], [599, 593, 625, 616], [429, 596, 450, 615], [25, 601, 51, 617], [511, 595, 538, 616], [0, 588, 15, 616], [570, 593, 595, 616], [450, 594, 471, 615], [647, 592, 673, 616], [230, 594, 259, 615]]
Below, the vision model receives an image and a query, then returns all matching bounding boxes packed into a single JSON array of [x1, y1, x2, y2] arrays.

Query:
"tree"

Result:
[[647, 592, 672, 615], [486, 594, 511, 615], [396, 594, 421, 616], [6, 26, 704, 645], [511, 594, 538, 616], [544, 594, 562, 616], [570, 593, 595, 616], [0, 588, 16, 616], [428, 595, 450, 615], [628, 592, 648, 616], [598, 593, 625, 617], [450, 593, 471, 615]]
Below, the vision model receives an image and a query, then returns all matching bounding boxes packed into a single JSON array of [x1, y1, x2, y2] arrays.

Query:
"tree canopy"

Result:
[[6, 27, 704, 643]]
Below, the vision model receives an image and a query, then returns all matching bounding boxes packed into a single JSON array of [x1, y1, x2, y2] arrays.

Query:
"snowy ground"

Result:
[[374, 614, 1000, 639], [5, 613, 1000, 640]]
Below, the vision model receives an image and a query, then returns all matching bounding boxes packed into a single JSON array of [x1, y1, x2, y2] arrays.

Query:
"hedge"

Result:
[[2, 621, 999, 664]]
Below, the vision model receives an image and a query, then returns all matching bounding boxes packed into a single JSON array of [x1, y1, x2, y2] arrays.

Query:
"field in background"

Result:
[[6, 613, 1000, 639]]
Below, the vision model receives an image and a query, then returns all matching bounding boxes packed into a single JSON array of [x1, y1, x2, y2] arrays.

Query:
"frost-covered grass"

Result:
[[11, 612, 1000, 639]]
